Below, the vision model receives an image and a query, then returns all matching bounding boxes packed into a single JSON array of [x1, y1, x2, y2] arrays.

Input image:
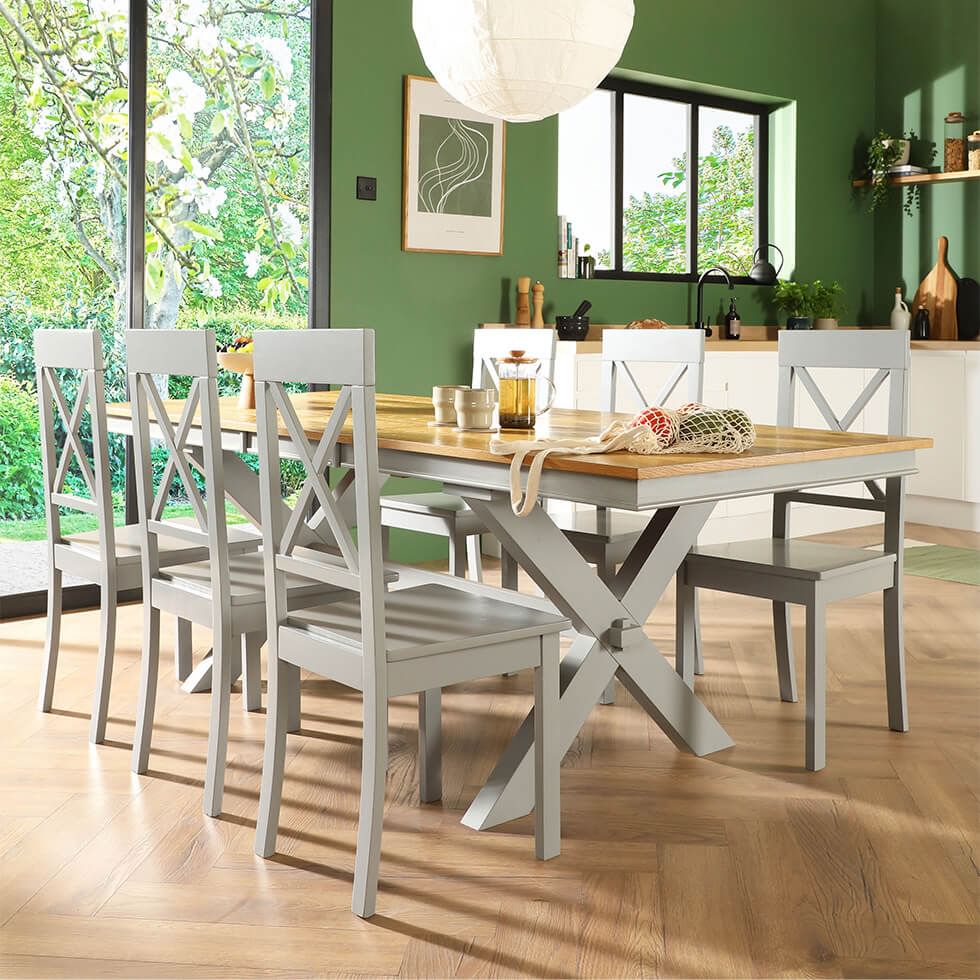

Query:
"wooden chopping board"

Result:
[[911, 236, 958, 340]]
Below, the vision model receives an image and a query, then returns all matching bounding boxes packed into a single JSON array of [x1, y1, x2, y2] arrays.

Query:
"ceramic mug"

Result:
[[432, 385, 469, 424], [454, 387, 497, 430]]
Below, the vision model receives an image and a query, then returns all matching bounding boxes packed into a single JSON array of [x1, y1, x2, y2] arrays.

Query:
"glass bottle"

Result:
[[725, 297, 741, 340]]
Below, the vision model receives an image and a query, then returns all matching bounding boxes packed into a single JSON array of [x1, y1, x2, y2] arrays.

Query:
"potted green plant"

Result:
[[772, 279, 814, 330], [810, 280, 846, 330], [864, 129, 923, 215]]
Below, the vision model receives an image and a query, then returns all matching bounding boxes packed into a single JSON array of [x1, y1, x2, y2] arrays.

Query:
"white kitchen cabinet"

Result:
[[553, 339, 980, 535]]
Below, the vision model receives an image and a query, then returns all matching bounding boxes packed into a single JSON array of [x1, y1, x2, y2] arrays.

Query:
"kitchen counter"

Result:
[[480, 323, 979, 353]]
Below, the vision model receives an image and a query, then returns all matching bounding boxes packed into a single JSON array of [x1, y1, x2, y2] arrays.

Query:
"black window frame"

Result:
[[582, 76, 772, 285]]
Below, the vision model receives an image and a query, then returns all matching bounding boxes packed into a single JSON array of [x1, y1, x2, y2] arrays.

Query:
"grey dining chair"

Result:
[[250, 329, 567, 918], [676, 330, 911, 770], [380, 328, 558, 589], [552, 328, 706, 703], [126, 329, 344, 816], [34, 329, 258, 744]]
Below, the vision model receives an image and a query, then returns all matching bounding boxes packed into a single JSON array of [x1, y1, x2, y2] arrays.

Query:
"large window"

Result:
[[558, 78, 771, 282]]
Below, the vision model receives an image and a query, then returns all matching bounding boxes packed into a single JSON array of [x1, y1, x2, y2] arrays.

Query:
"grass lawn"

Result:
[[0, 503, 250, 542]]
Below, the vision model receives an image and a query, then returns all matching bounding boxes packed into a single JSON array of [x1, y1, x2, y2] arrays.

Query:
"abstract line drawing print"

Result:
[[417, 115, 494, 217]]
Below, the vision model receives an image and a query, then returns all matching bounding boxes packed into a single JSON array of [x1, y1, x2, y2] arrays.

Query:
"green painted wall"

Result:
[[873, 0, 980, 322], [328, 0, 894, 560]]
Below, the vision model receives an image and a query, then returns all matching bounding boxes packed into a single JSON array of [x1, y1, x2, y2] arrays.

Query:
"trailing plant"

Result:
[[864, 129, 928, 216]]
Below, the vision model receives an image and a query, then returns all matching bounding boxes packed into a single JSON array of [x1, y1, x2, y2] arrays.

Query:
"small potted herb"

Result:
[[810, 280, 846, 330], [773, 280, 814, 330]]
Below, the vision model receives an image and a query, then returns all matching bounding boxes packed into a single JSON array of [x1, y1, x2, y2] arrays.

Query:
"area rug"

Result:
[[901, 545, 980, 586]]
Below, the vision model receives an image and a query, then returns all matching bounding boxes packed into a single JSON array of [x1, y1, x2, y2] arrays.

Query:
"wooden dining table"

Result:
[[105, 391, 931, 831]]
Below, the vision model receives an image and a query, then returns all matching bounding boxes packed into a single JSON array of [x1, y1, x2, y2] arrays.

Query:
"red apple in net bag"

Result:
[[630, 406, 679, 449]]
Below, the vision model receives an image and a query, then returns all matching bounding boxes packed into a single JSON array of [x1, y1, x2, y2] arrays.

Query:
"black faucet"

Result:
[[694, 266, 733, 337]]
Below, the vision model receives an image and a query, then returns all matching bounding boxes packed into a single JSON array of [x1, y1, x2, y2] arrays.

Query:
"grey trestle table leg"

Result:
[[458, 493, 734, 832]]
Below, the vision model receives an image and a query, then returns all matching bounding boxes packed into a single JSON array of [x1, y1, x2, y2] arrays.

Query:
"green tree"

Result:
[[0, 0, 310, 335], [0, 73, 105, 304], [604, 125, 757, 276]]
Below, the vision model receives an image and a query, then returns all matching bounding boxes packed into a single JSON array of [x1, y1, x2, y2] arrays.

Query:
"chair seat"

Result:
[[286, 583, 570, 662], [380, 492, 488, 536], [552, 508, 650, 545], [59, 521, 261, 567], [159, 551, 337, 606], [688, 539, 896, 582]]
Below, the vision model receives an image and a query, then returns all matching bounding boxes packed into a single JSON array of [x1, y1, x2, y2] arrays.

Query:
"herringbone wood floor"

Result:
[[0, 523, 977, 979]]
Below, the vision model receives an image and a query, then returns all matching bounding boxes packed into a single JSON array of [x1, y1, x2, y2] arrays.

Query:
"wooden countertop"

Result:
[[480, 324, 979, 353], [106, 392, 932, 483]]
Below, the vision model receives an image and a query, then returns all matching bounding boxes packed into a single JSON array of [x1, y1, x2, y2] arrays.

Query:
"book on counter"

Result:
[[886, 164, 933, 175], [558, 214, 577, 279]]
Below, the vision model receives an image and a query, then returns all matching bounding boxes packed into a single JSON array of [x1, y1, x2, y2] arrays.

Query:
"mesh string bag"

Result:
[[490, 403, 756, 516]]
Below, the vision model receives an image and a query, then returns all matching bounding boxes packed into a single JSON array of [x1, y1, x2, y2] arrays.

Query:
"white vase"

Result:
[[890, 289, 911, 330], [881, 139, 911, 168], [814, 318, 838, 330]]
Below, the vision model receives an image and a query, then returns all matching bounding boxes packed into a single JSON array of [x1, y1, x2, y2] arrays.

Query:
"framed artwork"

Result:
[[402, 75, 506, 255]]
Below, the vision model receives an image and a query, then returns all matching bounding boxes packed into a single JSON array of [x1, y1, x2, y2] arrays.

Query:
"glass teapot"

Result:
[[495, 350, 557, 430]]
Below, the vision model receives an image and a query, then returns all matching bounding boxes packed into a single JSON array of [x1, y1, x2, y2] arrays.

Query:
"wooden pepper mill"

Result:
[[532, 281, 545, 327], [516, 276, 531, 326]]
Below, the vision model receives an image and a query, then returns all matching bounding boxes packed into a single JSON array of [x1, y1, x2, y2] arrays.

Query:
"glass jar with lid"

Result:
[[969, 130, 980, 172], [944, 112, 966, 172]]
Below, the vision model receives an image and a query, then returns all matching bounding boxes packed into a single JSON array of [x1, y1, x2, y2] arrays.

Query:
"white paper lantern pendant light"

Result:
[[413, 0, 635, 123]]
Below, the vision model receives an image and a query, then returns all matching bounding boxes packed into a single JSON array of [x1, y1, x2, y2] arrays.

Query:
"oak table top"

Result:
[[105, 390, 932, 482]]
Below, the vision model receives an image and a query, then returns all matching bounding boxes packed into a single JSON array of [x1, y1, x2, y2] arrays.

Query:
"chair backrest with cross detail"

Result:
[[35, 330, 116, 564], [599, 329, 705, 414], [125, 329, 232, 613], [775, 329, 910, 519], [252, 329, 386, 672]]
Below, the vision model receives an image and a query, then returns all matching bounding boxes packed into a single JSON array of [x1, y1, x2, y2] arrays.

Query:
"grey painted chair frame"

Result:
[[250, 329, 565, 918], [34, 329, 197, 744], [560, 329, 707, 703], [379, 328, 558, 590], [676, 330, 911, 770]]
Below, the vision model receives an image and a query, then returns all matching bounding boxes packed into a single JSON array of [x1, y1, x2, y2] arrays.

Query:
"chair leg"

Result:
[[242, 632, 263, 712], [534, 633, 560, 860], [418, 688, 442, 803], [804, 595, 827, 772], [772, 601, 798, 702], [38, 565, 63, 712], [448, 529, 467, 578], [675, 571, 697, 689], [883, 474, 909, 733], [500, 548, 519, 591], [132, 605, 161, 775], [598, 549, 616, 705], [692, 589, 705, 676], [352, 690, 388, 918], [466, 535, 484, 583], [203, 625, 234, 817], [255, 652, 292, 858], [284, 661, 301, 733], [89, 583, 117, 744], [175, 618, 193, 682]]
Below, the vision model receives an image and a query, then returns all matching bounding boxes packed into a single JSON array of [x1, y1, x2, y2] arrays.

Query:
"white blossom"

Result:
[[186, 24, 220, 56], [166, 69, 206, 117], [244, 249, 262, 278], [274, 202, 302, 245], [147, 114, 183, 170], [254, 36, 293, 82], [196, 184, 227, 217], [198, 275, 222, 299]]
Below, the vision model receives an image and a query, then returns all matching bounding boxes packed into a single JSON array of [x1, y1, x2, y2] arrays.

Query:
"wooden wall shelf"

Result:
[[852, 170, 980, 188]]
